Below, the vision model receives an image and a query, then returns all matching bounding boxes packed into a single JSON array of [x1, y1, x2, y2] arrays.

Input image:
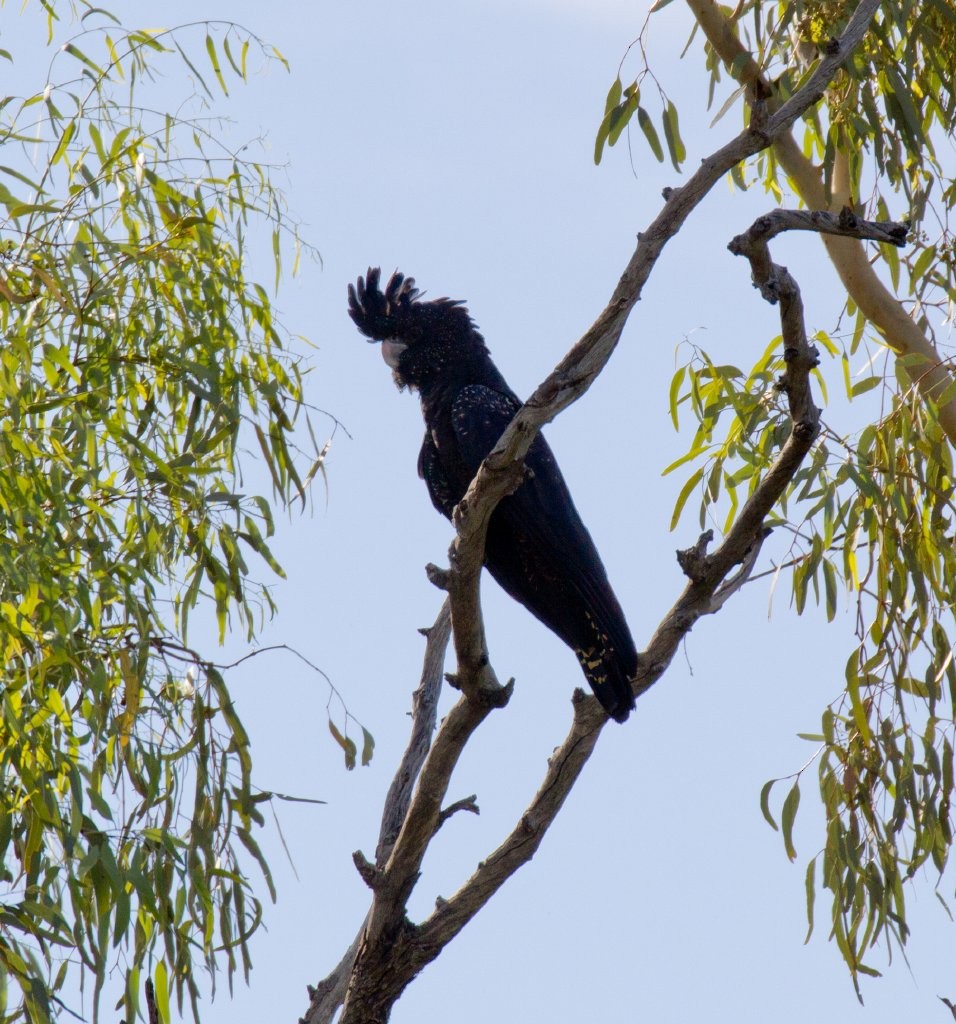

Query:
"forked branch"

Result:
[[442, 0, 881, 671], [309, 201, 900, 1024], [306, 2, 888, 1017]]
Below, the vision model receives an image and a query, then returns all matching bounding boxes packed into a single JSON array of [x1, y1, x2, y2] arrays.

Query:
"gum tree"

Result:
[[620, 0, 956, 992], [3, 1, 955, 1022], [0, 6, 327, 1022]]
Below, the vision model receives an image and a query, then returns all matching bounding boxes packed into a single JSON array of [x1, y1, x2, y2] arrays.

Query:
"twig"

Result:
[[436, 795, 479, 831], [352, 851, 384, 891], [708, 530, 769, 613]]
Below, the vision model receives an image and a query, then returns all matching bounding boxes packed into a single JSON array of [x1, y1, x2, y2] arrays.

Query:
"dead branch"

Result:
[[402, 206, 836, 954], [311, 4, 884, 1020], [435, 795, 479, 831], [635, 210, 830, 698], [375, 599, 452, 865], [729, 208, 909, 253], [325, 199, 872, 1019], [302, 602, 452, 1024], [446, 0, 882, 676], [729, 208, 909, 304], [415, 694, 607, 953]]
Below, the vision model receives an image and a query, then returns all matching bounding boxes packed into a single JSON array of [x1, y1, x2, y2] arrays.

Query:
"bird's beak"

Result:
[[380, 338, 407, 369]]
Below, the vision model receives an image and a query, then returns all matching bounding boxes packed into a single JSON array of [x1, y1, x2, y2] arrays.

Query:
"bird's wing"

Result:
[[418, 431, 457, 517], [450, 384, 636, 676], [450, 385, 599, 571], [450, 383, 524, 472]]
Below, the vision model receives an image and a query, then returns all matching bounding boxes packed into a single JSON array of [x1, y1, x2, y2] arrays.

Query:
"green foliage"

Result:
[[597, 0, 956, 994], [664, 337, 794, 535], [0, 7, 321, 1022], [593, 76, 686, 170], [600, 2, 955, 334], [667, 335, 956, 994]]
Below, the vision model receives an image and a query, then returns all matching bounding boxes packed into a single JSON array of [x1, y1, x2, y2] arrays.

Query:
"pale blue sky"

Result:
[[4, 2, 952, 1022]]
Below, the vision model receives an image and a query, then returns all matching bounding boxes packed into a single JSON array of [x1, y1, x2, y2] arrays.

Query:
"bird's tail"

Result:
[[574, 614, 637, 723]]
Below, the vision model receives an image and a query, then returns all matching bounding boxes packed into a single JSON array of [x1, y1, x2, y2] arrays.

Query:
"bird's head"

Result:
[[348, 267, 486, 392]]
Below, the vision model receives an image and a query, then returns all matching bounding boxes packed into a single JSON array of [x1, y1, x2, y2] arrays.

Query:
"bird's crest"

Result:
[[348, 267, 475, 347]]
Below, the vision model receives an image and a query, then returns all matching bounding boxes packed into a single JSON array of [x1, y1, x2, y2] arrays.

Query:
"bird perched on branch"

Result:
[[348, 268, 637, 722]]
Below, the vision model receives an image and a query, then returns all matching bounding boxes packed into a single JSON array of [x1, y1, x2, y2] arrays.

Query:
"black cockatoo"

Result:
[[348, 268, 637, 722]]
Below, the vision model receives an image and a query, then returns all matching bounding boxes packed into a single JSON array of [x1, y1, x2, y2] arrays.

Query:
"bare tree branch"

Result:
[[311, 4, 886, 1020], [302, 601, 452, 1024], [446, 0, 882, 676], [416, 695, 607, 951], [324, 201, 889, 1023], [411, 203, 846, 953], [634, 211, 835, 697], [375, 599, 452, 866], [730, 207, 909, 265], [302, 923, 365, 1024], [334, 694, 497, 1024]]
